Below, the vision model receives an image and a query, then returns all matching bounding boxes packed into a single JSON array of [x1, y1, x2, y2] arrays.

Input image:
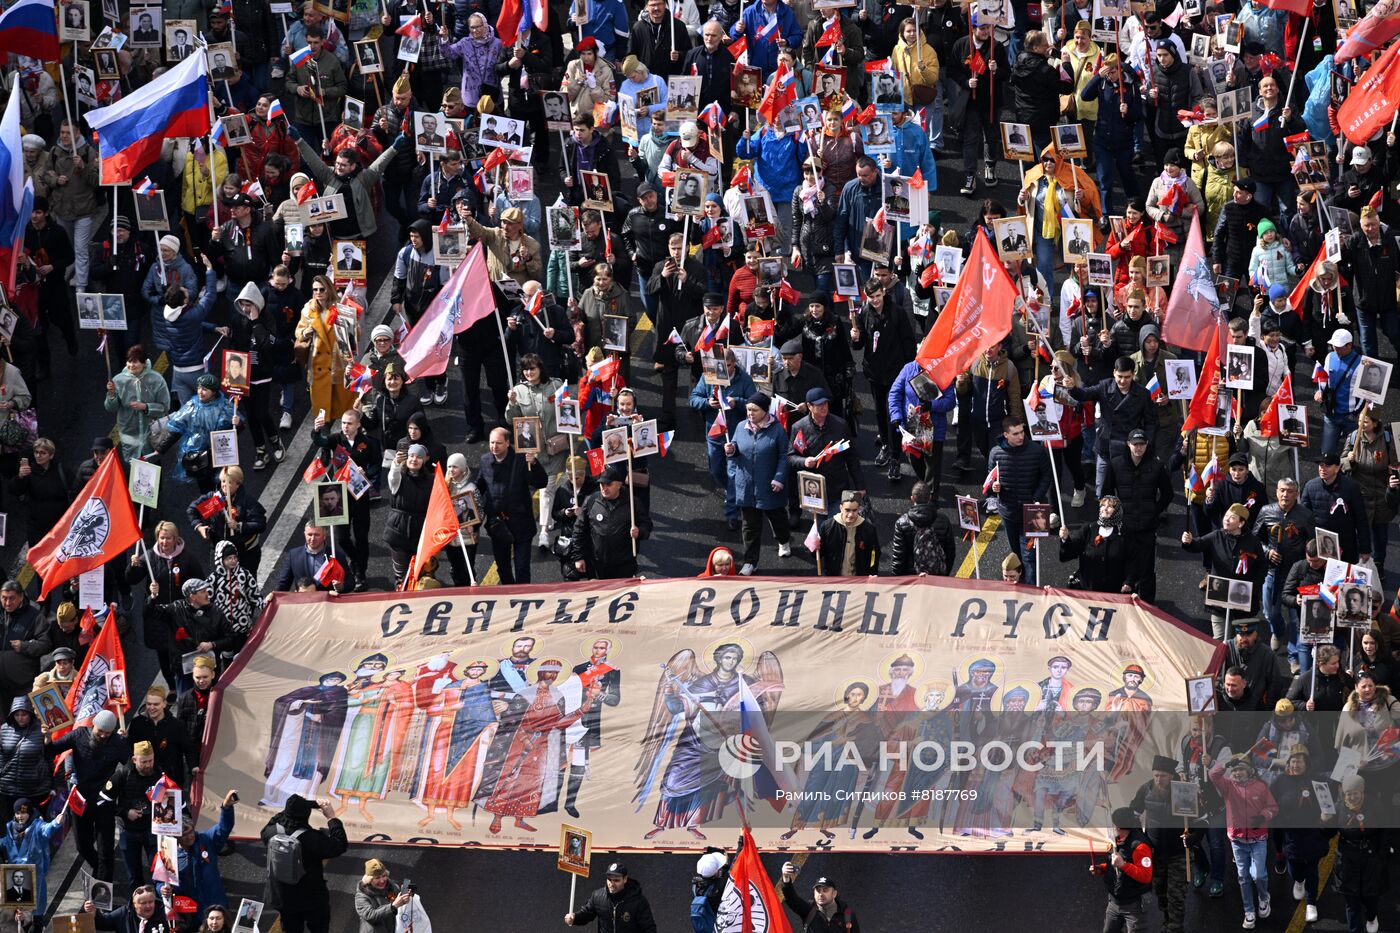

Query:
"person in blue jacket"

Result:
[[730, 0, 801, 75], [1, 797, 67, 919], [579, 0, 631, 59], [736, 125, 808, 252], [1078, 54, 1143, 218], [172, 790, 237, 918], [888, 360, 957, 498], [160, 375, 238, 490], [833, 156, 885, 280], [690, 349, 757, 529], [874, 109, 938, 231], [149, 252, 219, 407], [725, 391, 791, 575]]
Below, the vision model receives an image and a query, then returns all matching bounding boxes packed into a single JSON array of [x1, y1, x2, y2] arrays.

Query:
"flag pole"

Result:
[[494, 304, 515, 384], [56, 60, 79, 164], [458, 538, 477, 586], [626, 442, 638, 557], [1284, 16, 1308, 108]]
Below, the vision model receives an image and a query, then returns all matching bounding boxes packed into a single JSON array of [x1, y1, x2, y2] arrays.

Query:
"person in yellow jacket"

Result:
[[891, 18, 939, 126], [294, 274, 356, 421], [1018, 143, 1102, 298], [1176, 429, 1232, 588], [1184, 96, 1230, 191], [180, 142, 229, 250]]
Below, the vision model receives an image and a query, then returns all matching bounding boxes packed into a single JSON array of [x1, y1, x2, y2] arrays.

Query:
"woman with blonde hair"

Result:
[[130, 520, 204, 689], [294, 274, 355, 421], [355, 858, 411, 933]]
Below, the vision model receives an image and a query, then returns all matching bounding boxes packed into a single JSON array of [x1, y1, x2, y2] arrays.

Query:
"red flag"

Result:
[[1160, 215, 1220, 354], [913, 230, 1015, 388], [481, 146, 510, 173], [1289, 243, 1329, 319], [66, 787, 87, 816], [1260, 0, 1311, 15], [401, 242, 496, 380], [1338, 42, 1400, 144], [408, 464, 461, 590], [295, 179, 318, 204], [1182, 326, 1224, 433], [29, 454, 142, 601], [815, 18, 842, 47], [701, 224, 723, 248], [315, 555, 346, 589], [193, 492, 226, 520], [302, 457, 328, 483], [63, 606, 130, 731], [722, 827, 794, 933], [854, 104, 877, 125], [728, 35, 748, 61], [1258, 372, 1295, 437], [586, 447, 606, 476], [756, 62, 797, 126], [967, 48, 987, 75], [1337, 0, 1400, 62], [919, 263, 941, 288], [777, 279, 800, 306]]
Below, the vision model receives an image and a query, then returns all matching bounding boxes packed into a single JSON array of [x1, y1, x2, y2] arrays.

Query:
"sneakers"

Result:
[[1293, 881, 1305, 901], [273, 440, 285, 462], [1071, 487, 1086, 508], [777, 542, 791, 558], [253, 448, 268, 471], [875, 445, 890, 467], [420, 389, 433, 405], [983, 164, 996, 185], [1366, 920, 1378, 933], [1242, 912, 1255, 930], [961, 174, 976, 196], [1257, 897, 1270, 919], [280, 411, 293, 430], [1208, 881, 1225, 898], [1305, 905, 1317, 923], [887, 460, 901, 482], [433, 384, 449, 406], [739, 563, 756, 576]]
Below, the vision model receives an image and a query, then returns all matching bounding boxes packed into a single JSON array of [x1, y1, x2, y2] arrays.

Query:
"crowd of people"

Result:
[[3, 0, 1400, 928]]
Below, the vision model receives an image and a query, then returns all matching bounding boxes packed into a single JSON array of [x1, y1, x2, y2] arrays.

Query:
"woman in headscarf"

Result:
[[1017, 144, 1102, 300], [698, 546, 738, 577], [443, 452, 484, 587], [208, 540, 260, 649], [293, 274, 355, 422], [404, 411, 447, 469], [1058, 495, 1128, 592]]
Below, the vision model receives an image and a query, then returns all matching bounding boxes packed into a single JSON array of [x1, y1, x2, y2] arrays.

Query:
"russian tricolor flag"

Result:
[[1202, 455, 1220, 485], [0, 83, 37, 293], [699, 101, 724, 129], [658, 430, 674, 457], [1313, 361, 1328, 386], [268, 98, 287, 122], [84, 44, 211, 185], [290, 45, 315, 68], [0, 0, 61, 63], [1147, 373, 1163, 401], [1186, 465, 1203, 495], [146, 772, 179, 803], [841, 97, 858, 123], [1252, 110, 1270, 132], [135, 176, 157, 196]]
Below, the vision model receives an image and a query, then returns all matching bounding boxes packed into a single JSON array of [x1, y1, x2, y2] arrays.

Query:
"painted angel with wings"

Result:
[[633, 642, 785, 840]]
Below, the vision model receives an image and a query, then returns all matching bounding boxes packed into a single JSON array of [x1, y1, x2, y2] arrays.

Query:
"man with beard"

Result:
[[490, 637, 537, 698], [953, 658, 998, 715], [1104, 663, 1154, 781]]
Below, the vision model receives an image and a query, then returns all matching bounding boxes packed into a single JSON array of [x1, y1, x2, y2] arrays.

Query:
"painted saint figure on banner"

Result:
[[1102, 662, 1154, 781], [328, 653, 402, 820], [778, 681, 879, 840], [416, 658, 500, 829], [634, 643, 786, 839], [260, 671, 350, 808], [564, 639, 623, 818]]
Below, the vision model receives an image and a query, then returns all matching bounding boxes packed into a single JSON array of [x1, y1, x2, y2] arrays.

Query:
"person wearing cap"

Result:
[[1127, 757, 1189, 933], [985, 417, 1052, 584], [1301, 447, 1371, 565], [725, 392, 792, 573], [787, 385, 864, 506], [208, 188, 280, 297], [571, 463, 652, 579], [356, 857, 413, 933], [259, 793, 348, 933], [565, 861, 656, 932], [690, 849, 731, 931], [1311, 327, 1365, 457], [562, 35, 619, 127], [148, 577, 239, 689], [622, 179, 673, 322], [1182, 501, 1270, 637], [0, 795, 68, 920], [464, 206, 542, 286], [1333, 144, 1384, 216], [778, 863, 859, 933], [158, 370, 237, 490], [816, 490, 880, 576], [100, 737, 162, 886], [1088, 807, 1155, 931], [1248, 285, 1300, 392], [104, 344, 171, 462], [150, 248, 220, 408], [562, 112, 624, 211], [1332, 773, 1388, 932], [1207, 752, 1278, 928], [798, 295, 855, 418], [1211, 177, 1276, 282], [32, 643, 77, 694], [1341, 204, 1400, 360], [1128, 322, 1181, 460], [86, 212, 148, 362], [1204, 451, 1268, 533], [1253, 698, 1315, 785], [661, 120, 722, 192], [127, 683, 197, 788]]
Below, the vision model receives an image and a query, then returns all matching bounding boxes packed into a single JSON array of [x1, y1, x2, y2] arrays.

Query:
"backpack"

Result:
[[690, 890, 718, 933], [267, 823, 308, 884], [911, 523, 946, 575]]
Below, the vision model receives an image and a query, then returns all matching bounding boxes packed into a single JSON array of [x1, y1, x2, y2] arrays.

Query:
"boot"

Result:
[[564, 765, 585, 818]]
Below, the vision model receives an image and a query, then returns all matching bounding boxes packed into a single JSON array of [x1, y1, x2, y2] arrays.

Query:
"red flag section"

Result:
[[1259, 0, 1311, 15], [1182, 325, 1224, 434], [408, 464, 461, 589], [1339, 41, 1400, 144], [29, 454, 141, 600], [63, 607, 129, 732], [1258, 372, 1295, 437], [718, 827, 794, 933], [401, 241, 496, 380], [913, 229, 1015, 389], [1160, 215, 1220, 354], [756, 63, 797, 126]]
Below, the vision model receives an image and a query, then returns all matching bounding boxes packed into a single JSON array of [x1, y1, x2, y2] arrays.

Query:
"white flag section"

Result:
[[394, 893, 432, 933], [400, 241, 495, 379]]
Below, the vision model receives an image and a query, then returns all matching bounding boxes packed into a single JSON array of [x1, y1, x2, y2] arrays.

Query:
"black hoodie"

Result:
[[570, 877, 657, 933], [889, 502, 954, 576]]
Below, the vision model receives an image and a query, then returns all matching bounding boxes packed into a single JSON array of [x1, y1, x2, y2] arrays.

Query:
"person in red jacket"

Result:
[[1208, 754, 1279, 929], [1091, 807, 1155, 932]]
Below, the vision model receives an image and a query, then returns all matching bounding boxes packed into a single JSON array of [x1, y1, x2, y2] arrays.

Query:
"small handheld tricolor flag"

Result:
[[268, 98, 287, 121], [315, 556, 346, 589], [146, 773, 179, 803], [135, 176, 157, 196], [1202, 455, 1220, 485], [1251, 110, 1270, 132], [1147, 373, 1163, 401], [658, 430, 674, 457], [290, 45, 315, 68], [1313, 361, 1328, 386]]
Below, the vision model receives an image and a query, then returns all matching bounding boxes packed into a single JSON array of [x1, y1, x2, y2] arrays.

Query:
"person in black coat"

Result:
[[1059, 495, 1130, 593], [385, 445, 433, 589], [552, 459, 598, 581], [1183, 504, 1270, 640], [0, 584, 51, 718], [1101, 434, 1173, 601], [1205, 451, 1268, 528], [270, 523, 342, 593], [478, 426, 547, 585], [947, 23, 1009, 194], [628, 0, 692, 78], [681, 23, 733, 113], [778, 860, 861, 933], [145, 580, 240, 687], [817, 492, 880, 576], [1300, 454, 1371, 563], [508, 286, 573, 379], [562, 114, 624, 211], [12, 439, 71, 547], [888, 482, 954, 576], [565, 862, 658, 933], [1008, 31, 1073, 154], [187, 466, 268, 575], [851, 278, 916, 479], [1212, 178, 1277, 280], [363, 362, 425, 453], [259, 794, 348, 933], [1062, 358, 1157, 497], [497, 30, 554, 169], [571, 465, 651, 579], [1332, 774, 1388, 930], [647, 232, 706, 429]]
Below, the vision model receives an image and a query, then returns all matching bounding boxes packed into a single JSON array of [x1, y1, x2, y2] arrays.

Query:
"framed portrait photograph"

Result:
[[957, 495, 981, 532], [76, 293, 104, 330], [798, 471, 827, 514], [479, 112, 527, 152], [1225, 344, 1255, 390], [341, 96, 365, 131], [542, 89, 571, 132], [1313, 527, 1342, 562], [1185, 675, 1217, 714], [1146, 254, 1171, 288], [128, 6, 161, 47], [701, 352, 729, 386], [883, 174, 912, 224], [833, 263, 861, 298], [1187, 31, 1211, 64], [1223, 18, 1245, 52], [556, 396, 582, 435], [507, 165, 534, 202], [1024, 396, 1062, 442], [313, 480, 349, 526], [746, 346, 772, 384], [104, 669, 128, 706], [396, 26, 422, 62], [1279, 403, 1308, 447], [1061, 218, 1093, 263], [60, 1, 91, 41], [27, 687, 73, 733], [860, 114, 895, 154], [1000, 121, 1035, 161], [207, 42, 238, 82], [128, 457, 160, 509], [130, 187, 169, 231], [1354, 356, 1392, 404], [546, 205, 580, 250], [813, 66, 845, 110], [1299, 596, 1334, 645], [933, 245, 963, 283], [1086, 252, 1114, 286], [557, 825, 592, 877], [92, 48, 120, 80], [1225, 578, 1254, 611], [1203, 574, 1234, 610], [433, 226, 466, 266], [994, 216, 1031, 263], [513, 416, 542, 454], [666, 75, 701, 121], [353, 38, 382, 74], [732, 64, 764, 109], [602, 314, 628, 352], [85, 875, 113, 912], [672, 169, 707, 217], [165, 20, 196, 61], [414, 111, 449, 156], [581, 170, 613, 211], [1022, 503, 1051, 538], [150, 790, 182, 836], [741, 192, 776, 239], [284, 222, 305, 255], [209, 428, 239, 468], [342, 459, 372, 501], [99, 294, 127, 331], [796, 96, 823, 136], [600, 425, 630, 464], [232, 899, 264, 933], [1170, 781, 1200, 819], [631, 419, 660, 458], [870, 67, 904, 112], [305, 193, 349, 225], [214, 351, 249, 402], [1052, 123, 1087, 159], [1166, 359, 1197, 400], [73, 65, 99, 107], [0, 305, 15, 347], [1336, 581, 1371, 625], [859, 217, 893, 263], [332, 239, 367, 282], [0, 865, 36, 910]]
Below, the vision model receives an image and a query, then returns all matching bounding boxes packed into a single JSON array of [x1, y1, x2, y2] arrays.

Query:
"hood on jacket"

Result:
[[904, 502, 937, 528], [1344, 684, 1395, 712], [5, 697, 30, 726], [235, 281, 265, 313], [699, 547, 737, 577], [213, 539, 239, 567], [1026, 144, 1103, 216]]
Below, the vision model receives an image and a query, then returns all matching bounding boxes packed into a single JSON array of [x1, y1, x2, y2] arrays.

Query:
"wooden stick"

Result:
[[626, 444, 637, 557]]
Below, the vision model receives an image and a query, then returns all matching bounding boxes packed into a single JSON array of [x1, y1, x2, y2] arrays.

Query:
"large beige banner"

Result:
[[199, 578, 1225, 852]]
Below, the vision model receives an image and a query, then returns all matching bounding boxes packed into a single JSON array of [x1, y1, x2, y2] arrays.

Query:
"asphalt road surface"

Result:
[[15, 136, 1400, 933]]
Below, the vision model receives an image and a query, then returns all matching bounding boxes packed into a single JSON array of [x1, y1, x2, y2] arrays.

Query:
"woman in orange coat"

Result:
[[1018, 144, 1102, 301], [294, 274, 356, 421]]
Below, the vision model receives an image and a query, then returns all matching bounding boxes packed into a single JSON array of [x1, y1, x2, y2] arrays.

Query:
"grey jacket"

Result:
[[295, 139, 398, 240]]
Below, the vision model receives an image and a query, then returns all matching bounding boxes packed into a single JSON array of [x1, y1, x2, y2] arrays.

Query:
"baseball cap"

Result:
[[637, 182, 656, 197], [222, 192, 254, 208], [1329, 328, 1353, 347], [606, 862, 628, 878], [1127, 429, 1148, 443], [1352, 146, 1373, 165], [679, 121, 700, 146], [813, 877, 837, 889], [805, 387, 831, 406]]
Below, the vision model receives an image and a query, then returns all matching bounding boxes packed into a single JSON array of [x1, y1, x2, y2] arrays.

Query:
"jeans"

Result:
[[1322, 412, 1357, 457], [1355, 305, 1400, 359], [170, 367, 203, 408], [281, 383, 297, 416], [1251, 177, 1296, 230], [961, 104, 998, 176], [1033, 231, 1057, 300], [1002, 517, 1036, 584], [1094, 141, 1140, 217], [55, 214, 96, 289], [927, 77, 949, 149], [707, 437, 738, 520], [1261, 567, 1285, 641], [1229, 837, 1270, 914], [119, 828, 156, 887]]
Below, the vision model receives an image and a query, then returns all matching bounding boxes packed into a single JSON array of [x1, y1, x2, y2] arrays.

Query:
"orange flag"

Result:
[[29, 454, 141, 600], [1182, 324, 1224, 434], [63, 604, 130, 733], [913, 229, 1015, 388], [410, 464, 461, 586], [1258, 372, 1295, 437], [1339, 41, 1400, 144]]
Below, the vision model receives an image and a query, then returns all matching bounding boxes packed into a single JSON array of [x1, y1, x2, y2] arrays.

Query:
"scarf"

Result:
[[799, 180, 821, 216], [209, 541, 259, 634], [152, 538, 185, 561], [1041, 174, 1064, 240]]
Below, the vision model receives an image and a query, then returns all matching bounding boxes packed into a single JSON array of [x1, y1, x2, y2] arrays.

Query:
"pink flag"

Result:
[[1160, 214, 1220, 354], [400, 242, 495, 380], [1336, 0, 1400, 61]]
